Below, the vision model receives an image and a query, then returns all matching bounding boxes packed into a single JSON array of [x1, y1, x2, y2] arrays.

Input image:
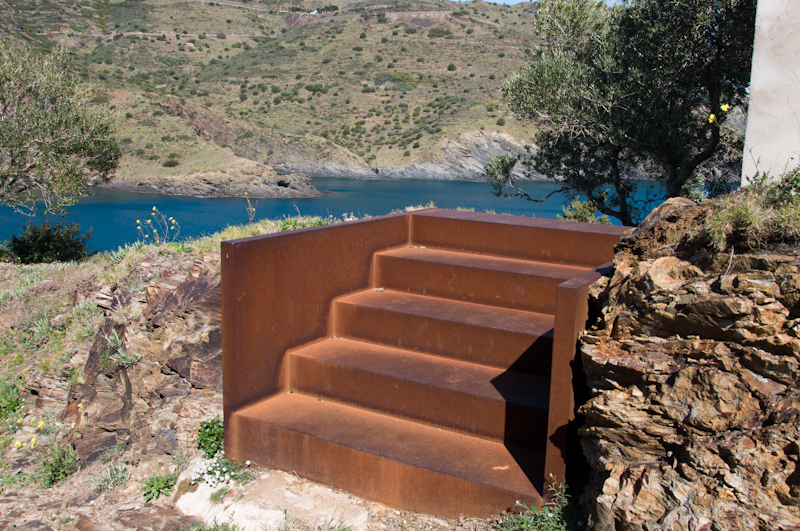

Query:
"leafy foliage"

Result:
[[557, 198, 611, 224], [197, 416, 224, 459], [142, 472, 177, 501], [38, 443, 81, 487], [499, 0, 755, 225], [5, 220, 92, 264], [494, 481, 579, 531], [0, 45, 120, 215], [0, 378, 22, 428]]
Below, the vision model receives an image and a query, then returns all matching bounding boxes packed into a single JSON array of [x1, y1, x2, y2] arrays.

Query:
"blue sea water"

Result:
[[0, 178, 663, 253]]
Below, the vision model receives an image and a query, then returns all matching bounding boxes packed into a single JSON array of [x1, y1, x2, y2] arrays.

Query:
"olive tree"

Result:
[[0, 44, 120, 215], [493, 0, 756, 225]]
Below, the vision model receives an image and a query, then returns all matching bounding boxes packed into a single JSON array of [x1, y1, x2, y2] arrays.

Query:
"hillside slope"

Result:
[[2, 0, 544, 183]]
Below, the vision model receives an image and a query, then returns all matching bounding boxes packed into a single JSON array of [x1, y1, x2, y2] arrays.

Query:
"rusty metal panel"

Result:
[[222, 213, 410, 457], [545, 262, 615, 488]]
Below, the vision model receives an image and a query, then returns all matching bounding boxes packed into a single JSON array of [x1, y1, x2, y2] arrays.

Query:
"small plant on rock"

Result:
[[197, 416, 224, 459], [38, 443, 80, 487], [493, 479, 578, 531], [142, 472, 177, 501], [94, 463, 130, 491]]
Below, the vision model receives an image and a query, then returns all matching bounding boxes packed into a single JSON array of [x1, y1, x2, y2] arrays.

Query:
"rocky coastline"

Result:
[[104, 158, 319, 199]]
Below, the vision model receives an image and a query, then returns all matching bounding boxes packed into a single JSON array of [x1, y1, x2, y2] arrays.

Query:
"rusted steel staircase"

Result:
[[222, 210, 627, 518]]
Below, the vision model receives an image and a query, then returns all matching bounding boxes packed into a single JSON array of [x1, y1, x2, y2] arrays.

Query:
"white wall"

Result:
[[742, 0, 800, 183]]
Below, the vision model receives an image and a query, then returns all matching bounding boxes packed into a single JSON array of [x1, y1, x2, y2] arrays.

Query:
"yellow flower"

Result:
[[720, 104, 730, 112], [55, 422, 61, 427], [21, 442, 26, 447], [144, 234, 149, 238], [169, 217, 174, 221], [708, 113, 717, 123], [30, 438, 36, 449], [37, 421, 44, 429], [71, 422, 75, 428], [30, 418, 35, 423], [16, 418, 22, 423], [136, 219, 141, 224], [14, 441, 21, 448], [152, 206, 157, 211], [77, 403, 83, 409]]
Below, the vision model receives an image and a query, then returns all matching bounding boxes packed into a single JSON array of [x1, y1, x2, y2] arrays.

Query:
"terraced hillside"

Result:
[[2, 0, 546, 183]]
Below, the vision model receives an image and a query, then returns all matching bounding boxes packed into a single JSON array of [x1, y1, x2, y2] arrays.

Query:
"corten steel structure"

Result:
[[222, 209, 628, 518]]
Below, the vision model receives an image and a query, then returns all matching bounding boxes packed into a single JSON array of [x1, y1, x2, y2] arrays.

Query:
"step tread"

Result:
[[292, 337, 550, 409], [376, 247, 589, 280], [236, 393, 544, 496], [337, 290, 555, 339]]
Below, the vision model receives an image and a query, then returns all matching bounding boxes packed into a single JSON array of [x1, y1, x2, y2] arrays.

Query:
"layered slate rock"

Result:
[[579, 199, 800, 530]]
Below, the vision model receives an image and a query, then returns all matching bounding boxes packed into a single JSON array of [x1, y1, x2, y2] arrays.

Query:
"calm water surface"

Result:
[[0, 178, 662, 253]]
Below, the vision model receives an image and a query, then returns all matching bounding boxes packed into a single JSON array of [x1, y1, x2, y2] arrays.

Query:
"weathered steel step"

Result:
[[334, 289, 554, 374], [410, 209, 628, 268], [231, 393, 544, 518], [289, 337, 550, 447], [374, 247, 588, 314]]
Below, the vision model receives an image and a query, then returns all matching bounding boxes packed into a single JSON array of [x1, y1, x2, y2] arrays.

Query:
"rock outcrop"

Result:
[[578, 199, 800, 530], [271, 131, 542, 181], [107, 157, 319, 198]]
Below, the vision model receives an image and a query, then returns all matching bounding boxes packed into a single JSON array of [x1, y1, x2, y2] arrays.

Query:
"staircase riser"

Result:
[[334, 300, 553, 374], [375, 256, 562, 314], [289, 354, 549, 448], [230, 412, 541, 519]]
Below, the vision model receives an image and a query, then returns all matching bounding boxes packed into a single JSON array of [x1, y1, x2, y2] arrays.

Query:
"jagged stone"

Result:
[[579, 199, 800, 530]]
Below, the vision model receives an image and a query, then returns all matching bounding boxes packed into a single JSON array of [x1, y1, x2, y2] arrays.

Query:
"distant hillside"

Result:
[[1, 0, 545, 183]]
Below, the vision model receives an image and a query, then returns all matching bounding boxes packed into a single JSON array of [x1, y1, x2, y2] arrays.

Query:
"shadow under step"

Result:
[[231, 393, 544, 518], [289, 337, 550, 447], [334, 289, 554, 374], [374, 247, 589, 314]]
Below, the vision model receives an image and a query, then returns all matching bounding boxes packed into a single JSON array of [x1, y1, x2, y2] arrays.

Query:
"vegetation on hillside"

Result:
[[0, 0, 548, 173]]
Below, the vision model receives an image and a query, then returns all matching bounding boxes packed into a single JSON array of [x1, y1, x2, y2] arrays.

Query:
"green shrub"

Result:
[[447, 63, 456, 71], [198, 416, 224, 458], [557, 198, 610, 224], [428, 27, 452, 38], [142, 473, 177, 502], [496, 117, 506, 126], [217, 32, 226, 39], [5, 220, 91, 264], [39, 443, 80, 487], [162, 159, 180, 167]]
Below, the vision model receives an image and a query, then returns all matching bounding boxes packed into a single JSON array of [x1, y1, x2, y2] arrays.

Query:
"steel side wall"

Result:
[[222, 213, 410, 459]]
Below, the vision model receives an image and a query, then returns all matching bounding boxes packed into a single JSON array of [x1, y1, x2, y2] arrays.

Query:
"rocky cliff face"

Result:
[[271, 131, 540, 181], [578, 199, 800, 530]]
